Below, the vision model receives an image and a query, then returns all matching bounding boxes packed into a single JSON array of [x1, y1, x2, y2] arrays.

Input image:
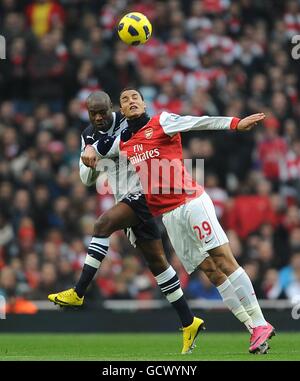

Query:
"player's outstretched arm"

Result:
[[159, 111, 265, 135]]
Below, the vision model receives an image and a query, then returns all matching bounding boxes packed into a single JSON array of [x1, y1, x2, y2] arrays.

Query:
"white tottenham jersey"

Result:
[[79, 111, 142, 202]]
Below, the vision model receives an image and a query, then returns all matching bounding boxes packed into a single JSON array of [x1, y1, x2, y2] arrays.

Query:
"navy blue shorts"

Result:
[[120, 192, 161, 241]]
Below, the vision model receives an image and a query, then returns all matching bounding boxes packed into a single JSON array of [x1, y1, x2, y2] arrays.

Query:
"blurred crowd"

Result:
[[1, 0, 300, 313]]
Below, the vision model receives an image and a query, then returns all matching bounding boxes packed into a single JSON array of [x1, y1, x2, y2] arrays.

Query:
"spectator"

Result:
[[257, 117, 287, 182], [29, 262, 59, 300], [0, 266, 37, 314], [11, 189, 32, 232], [243, 260, 263, 298], [261, 269, 285, 300], [186, 271, 222, 300], [24, 252, 40, 290], [0, 212, 14, 255], [28, 33, 66, 109], [0, 266, 18, 299], [26, 0, 65, 38], [85, 27, 111, 73], [285, 253, 300, 302], [100, 47, 140, 104], [224, 185, 277, 239], [205, 173, 228, 219]]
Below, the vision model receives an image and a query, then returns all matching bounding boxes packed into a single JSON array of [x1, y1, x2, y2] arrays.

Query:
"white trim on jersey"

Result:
[[159, 111, 233, 136], [79, 157, 99, 186], [92, 135, 121, 158], [105, 112, 116, 135], [80, 135, 86, 153], [79, 116, 107, 187], [79, 135, 99, 186]]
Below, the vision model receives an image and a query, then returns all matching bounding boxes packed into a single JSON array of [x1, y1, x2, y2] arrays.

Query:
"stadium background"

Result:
[[0, 0, 299, 331]]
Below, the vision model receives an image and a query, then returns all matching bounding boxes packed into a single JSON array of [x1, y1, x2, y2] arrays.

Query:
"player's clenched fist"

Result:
[[81, 145, 98, 168], [237, 113, 265, 131]]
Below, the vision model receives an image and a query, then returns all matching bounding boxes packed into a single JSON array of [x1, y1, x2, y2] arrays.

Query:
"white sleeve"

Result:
[[92, 135, 120, 158], [79, 135, 99, 186], [79, 157, 99, 186], [159, 111, 237, 136]]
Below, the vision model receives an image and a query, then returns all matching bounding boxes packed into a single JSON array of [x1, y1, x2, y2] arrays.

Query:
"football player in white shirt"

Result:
[[83, 88, 275, 354]]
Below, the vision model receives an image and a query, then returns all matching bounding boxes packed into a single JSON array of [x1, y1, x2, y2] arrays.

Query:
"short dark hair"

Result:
[[86, 91, 111, 106], [119, 87, 144, 105]]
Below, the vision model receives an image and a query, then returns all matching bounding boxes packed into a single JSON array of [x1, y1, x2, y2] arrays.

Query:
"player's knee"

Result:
[[215, 255, 237, 277], [211, 269, 227, 286], [145, 255, 168, 275], [200, 262, 216, 283], [94, 213, 112, 237], [204, 267, 225, 285]]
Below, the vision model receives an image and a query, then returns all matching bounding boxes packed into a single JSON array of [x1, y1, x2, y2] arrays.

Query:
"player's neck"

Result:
[[127, 113, 150, 133]]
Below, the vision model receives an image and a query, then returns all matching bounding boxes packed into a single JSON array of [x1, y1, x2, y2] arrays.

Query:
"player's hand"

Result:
[[237, 113, 266, 131], [82, 145, 98, 169]]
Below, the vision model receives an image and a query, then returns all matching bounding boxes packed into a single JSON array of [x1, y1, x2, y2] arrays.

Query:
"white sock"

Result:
[[228, 267, 267, 327], [217, 279, 254, 333], [85, 236, 109, 268]]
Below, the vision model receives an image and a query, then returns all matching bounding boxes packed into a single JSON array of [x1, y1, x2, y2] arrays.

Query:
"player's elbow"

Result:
[[79, 171, 90, 186], [80, 177, 91, 186], [79, 168, 98, 186]]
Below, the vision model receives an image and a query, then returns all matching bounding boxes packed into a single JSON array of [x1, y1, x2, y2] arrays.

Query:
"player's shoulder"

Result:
[[82, 124, 108, 145], [108, 111, 127, 136], [155, 111, 181, 125], [115, 111, 127, 127], [81, 124, 94, 139], [160, 111, 181, 121]]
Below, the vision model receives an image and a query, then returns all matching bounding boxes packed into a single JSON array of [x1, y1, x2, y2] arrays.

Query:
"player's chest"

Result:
[[121, 126, 174, 165]]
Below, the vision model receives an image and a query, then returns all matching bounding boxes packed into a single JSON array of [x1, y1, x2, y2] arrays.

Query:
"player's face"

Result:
[[120, 90, 146, 119], [88, 100, 113, 131]]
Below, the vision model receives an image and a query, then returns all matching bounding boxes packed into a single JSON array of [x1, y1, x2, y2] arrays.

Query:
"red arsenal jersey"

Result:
[[95, 112, 239, 216]]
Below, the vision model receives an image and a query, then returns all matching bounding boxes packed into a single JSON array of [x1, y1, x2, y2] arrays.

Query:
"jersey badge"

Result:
[[145, 128, 153, 139]]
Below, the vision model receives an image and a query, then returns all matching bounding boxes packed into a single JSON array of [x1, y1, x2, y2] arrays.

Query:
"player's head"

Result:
[[86, 91, 113, 131], [119, 88, 146, 120]]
